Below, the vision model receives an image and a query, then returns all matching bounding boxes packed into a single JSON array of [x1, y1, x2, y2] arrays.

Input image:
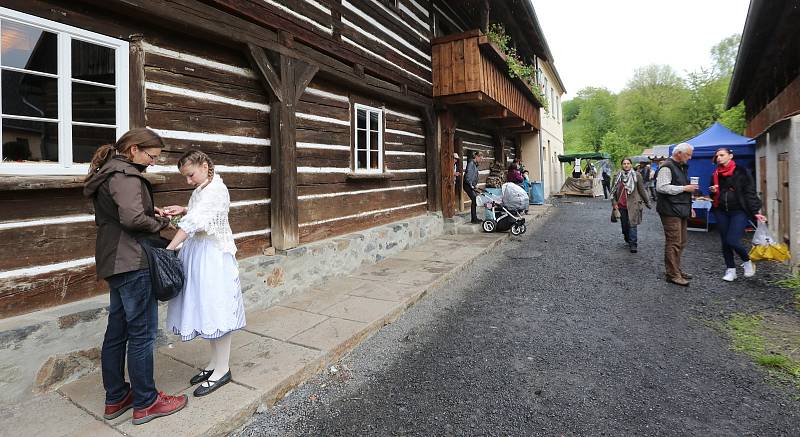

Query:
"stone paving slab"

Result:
[[2, 208, 553, 437], [350, 258, 457, 286], [116, 381, 260, 437], [245, 306, 328, 341], [278, 285, 351, 313], [59, 353, 197, 425], [320, 295, 404, 323], [336, 276, 424, 303], [288, 317, 368, 352], [0, 392, 119, 437]]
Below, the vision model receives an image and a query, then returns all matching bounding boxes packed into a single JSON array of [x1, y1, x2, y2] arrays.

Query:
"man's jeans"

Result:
[[620, 208, 637, 246], [660, 216, 688, 279], [102, 268, 158, 409], [713, 209, 751, 268]]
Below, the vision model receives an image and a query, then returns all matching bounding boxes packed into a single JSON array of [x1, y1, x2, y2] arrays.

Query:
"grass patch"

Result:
[[725, 314, 800, 386], [774, 275, 800, 310]]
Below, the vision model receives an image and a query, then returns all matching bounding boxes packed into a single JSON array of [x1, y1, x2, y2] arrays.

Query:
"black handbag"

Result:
[[138, 237, 185, 302]]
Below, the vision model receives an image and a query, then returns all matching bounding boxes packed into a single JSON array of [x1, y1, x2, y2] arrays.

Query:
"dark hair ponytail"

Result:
[[85, 128, 165, 178], [87, 144, 117, 177]]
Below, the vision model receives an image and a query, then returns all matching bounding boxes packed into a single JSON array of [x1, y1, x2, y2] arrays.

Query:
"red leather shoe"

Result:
[[132, 392, 188, 425], [104, 389, 133, 420]]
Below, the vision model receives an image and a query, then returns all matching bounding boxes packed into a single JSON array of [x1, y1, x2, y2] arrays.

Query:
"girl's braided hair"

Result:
[[177, 150, 215, 180]]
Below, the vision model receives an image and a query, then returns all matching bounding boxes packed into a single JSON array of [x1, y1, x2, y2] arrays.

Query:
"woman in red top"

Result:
[[612, 158, 652, 253], [709, 148, 766, 282]]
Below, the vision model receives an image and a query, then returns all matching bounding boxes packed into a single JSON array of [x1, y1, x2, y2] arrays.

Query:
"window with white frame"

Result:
[[0, 8, 128, 175], [353, 104, 383, 173]]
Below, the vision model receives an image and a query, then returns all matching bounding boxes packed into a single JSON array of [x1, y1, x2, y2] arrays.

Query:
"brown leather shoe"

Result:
[[680, 271, 693, 280], [104, 389, 133, 420], [667, 276, 690, 287], [132, 392, 188, 425]]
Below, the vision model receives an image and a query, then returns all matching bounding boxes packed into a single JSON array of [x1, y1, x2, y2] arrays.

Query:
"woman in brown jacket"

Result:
[[612, 158, 652, 253], [83, 128, 187, 425]]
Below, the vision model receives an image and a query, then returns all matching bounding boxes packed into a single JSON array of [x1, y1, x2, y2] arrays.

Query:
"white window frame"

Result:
[[0, 7, 129, 175], [353, 103, 384, 174]]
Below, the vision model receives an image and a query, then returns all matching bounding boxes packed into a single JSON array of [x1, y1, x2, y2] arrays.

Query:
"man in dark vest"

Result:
[[655, 142, 698, 286]]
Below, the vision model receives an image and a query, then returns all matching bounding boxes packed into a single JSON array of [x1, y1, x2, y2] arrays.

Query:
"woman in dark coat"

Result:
[[709, 148, 766, 282], [611, 158, 652, 253]]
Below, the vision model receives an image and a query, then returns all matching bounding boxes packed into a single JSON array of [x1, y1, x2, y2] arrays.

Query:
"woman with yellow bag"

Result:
[[709, 148, 767, 282]]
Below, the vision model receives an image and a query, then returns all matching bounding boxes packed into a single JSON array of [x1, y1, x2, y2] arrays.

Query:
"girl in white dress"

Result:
[[163, 150, 245, 397]]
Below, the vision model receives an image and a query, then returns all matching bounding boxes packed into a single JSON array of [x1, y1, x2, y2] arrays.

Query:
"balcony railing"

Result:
[[432, 30, 541, 131]]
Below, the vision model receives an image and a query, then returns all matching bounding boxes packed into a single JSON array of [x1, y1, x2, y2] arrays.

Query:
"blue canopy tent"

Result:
[[669, 122, 755, 225]]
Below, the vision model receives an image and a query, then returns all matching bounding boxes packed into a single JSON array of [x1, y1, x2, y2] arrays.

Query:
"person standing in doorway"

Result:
[[655, 143, 698, 286], [709, 147, 767, 281], [463, 151, 482, 224], [612, 158, 652, 253], [83, 128, 188, 425]]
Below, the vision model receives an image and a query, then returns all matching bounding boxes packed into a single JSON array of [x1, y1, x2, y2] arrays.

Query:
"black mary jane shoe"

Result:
[[193, 371, 232, 397], [190, 369, 214, 385]]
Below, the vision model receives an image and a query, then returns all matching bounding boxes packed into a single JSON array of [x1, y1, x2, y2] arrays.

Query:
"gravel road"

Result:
[[236, 199, 800, 436]]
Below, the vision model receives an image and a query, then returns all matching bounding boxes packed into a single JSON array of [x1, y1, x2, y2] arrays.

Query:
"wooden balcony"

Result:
[[432, 30, 542, 132]]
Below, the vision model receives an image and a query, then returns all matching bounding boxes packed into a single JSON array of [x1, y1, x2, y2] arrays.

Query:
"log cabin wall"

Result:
[[296, 79, 429, 243], [140, 35, 272, 254], [0, 0, 436, 318]]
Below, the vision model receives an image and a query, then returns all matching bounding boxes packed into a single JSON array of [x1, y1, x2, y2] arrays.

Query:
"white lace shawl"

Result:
[[179, 174, 237, 255]]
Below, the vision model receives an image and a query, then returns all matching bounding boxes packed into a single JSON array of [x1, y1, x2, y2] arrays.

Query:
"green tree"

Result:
[[600, 130, 640, 165], [562, 97, 582, 122], [711, 34, 741, 77], [616, 64, 690, 147], [718, 102, 746, 134], [574, 87, 617, 151]]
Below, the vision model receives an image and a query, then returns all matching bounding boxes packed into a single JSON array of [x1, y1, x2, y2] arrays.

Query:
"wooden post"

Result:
[[480, 0, 491, 33], [493, 132, 506, 167], [246, 43, 318, 250], [422, 107, 440, 213], [129, 35, 146, 128], [455, 137, 464, 212], [440, 110, 457, 218]]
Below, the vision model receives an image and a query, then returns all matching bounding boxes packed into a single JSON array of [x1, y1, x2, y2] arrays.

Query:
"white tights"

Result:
[[204, 333, 232, 381]]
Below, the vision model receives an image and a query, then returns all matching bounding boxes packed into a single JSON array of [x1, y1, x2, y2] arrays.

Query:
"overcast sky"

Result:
[[532, 0, 752, 99]]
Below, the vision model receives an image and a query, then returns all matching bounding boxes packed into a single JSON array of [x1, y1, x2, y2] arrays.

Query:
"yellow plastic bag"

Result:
[[749, 243, 791, 262]]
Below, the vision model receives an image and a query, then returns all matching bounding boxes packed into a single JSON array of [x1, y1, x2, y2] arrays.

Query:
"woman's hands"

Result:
[[162, 205, 187, 216], [755, 213, 767, 223]]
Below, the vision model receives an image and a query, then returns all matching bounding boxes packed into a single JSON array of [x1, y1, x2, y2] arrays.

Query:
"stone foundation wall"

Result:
[[0, 213, 443, 404]]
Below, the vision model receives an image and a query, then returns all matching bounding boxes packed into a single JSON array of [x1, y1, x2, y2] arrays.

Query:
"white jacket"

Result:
[[179, 174, 237, 255]]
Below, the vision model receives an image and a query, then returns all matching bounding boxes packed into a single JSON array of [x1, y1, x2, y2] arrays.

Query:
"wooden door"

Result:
[[759, 156, 768, 214], [778, 153, 790, 244]]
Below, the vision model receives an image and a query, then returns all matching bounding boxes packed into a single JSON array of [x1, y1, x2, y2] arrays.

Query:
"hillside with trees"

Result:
[[563, 34, 745, 164]]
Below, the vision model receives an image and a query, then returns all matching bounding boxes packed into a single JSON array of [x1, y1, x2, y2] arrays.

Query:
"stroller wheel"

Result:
[[511, 224, 524, 236], [482, 220, 497, 232], [520, 224, 527, 234]]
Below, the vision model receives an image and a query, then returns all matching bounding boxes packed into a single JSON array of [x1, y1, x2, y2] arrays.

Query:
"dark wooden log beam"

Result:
[[476, 107, 508, 119], [129, 34, 146, 128], [422, 107, 440, 213], [84, 0, 431, 110], [246, 45, 318, 250], [439, 110, 457, 218], [499, 119, 526, 129], [439, 92, 484, 106]]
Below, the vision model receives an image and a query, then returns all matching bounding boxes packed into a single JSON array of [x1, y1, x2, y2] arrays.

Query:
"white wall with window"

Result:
[[0, 7, 128, 175], [353, 103, 383, 173]]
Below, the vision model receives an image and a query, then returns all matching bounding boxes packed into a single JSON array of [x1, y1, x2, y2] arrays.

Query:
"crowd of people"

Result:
[[609, 142, 767, 287]]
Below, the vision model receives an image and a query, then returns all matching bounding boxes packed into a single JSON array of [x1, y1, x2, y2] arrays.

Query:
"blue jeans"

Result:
[[102, 268, 158, 409], [620, 208, 638, 246], [713, 209, 751, 268]]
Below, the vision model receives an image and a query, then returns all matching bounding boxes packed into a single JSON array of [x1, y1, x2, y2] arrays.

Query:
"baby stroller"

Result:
[[477, 183, 528, 235]]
